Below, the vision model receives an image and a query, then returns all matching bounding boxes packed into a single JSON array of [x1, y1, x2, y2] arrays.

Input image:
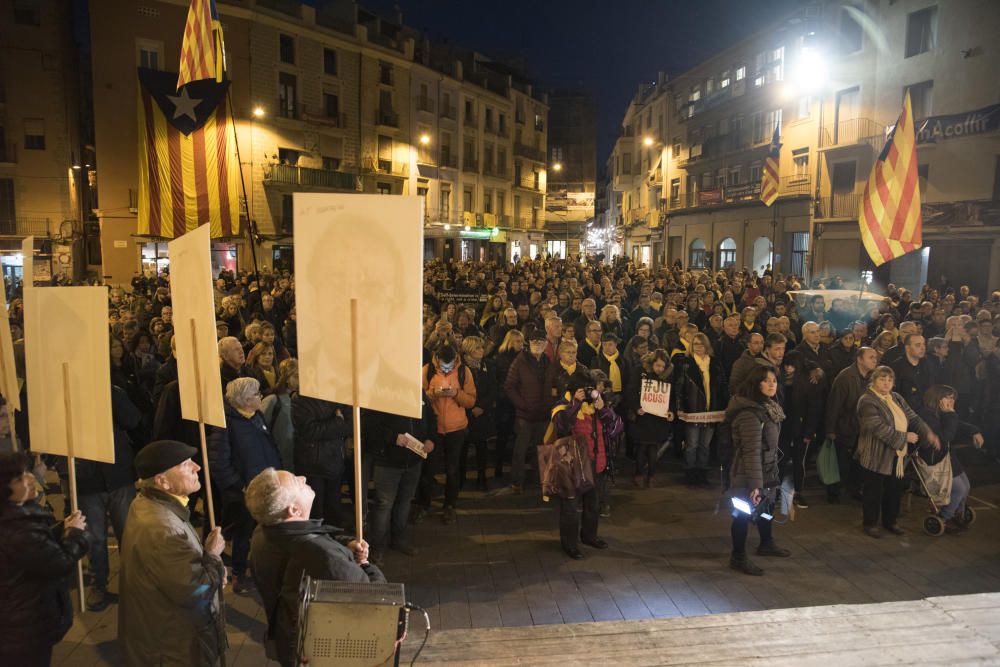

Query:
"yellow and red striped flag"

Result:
[[759, 125, 781, 206], [136, 70, 239, 239], [176, 0, 225, 91], [859, 92, 922, 266]]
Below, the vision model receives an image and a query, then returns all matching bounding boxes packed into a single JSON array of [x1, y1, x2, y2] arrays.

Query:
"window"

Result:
[[0, 178, 15, 224], [701, 171, 713, 189], [689, 238, 707, 269], [735, 65, 746, 81], [670, 178, 680, 201], [792, 148, 809, 177], [754, 74, 765, 88], [441, 184, 451, 219], [905, 80, 933, 119], [463, 187, 473, 211], [484, 191, 493, 214], [791, 232, 809, 276], [323, 92, 339, 119], [551, 146, 563, 163], [377, 134, 392, 171], [379, 62, 393, 85], [672, 141, 681, 158], [497, 148, 507, 174], [622, 153, 631, 175], [716, 168, 726, 189], [835, 86, 860, 126], [689, 86, 702, 102], [23, 119, 45, 150], [322, 156, 341, 171], [377, 182, 392, 195], [918, 163, 929, 194], [12, 1, 40, 25], [137, 39, 163, 70], [323, 48, 337, 76], [497, 192, 505, 215], [277, 147, 299, 165], [751, 109, 781, 144], [718, 238, 737, 269], [728, 166, 741, 185], [546, 240, 566, 260], [905, 6, 937, 58], [840, 9, 863, 54], [499, 113, 507, 134], [770, 46, 784, 62], [720, 71, 731, 88], [278, 72, 297, 118], [797, 96, 811, 119], [749, 162, 762, 184], [279, 34, 295, 65]]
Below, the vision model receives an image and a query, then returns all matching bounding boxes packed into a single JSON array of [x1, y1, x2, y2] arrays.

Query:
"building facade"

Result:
[[545, 88, 597, 260], [611, 0, 1000, 294], [86, 0, 547, 286]]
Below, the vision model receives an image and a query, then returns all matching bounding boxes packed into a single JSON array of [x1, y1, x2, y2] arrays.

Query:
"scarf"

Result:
[[763, 398, 786, 423], [693, 353, 712, 410], [585, 338, 601, 355], [564, 392, 595, 418], [872, 388, 908, 478], [604, 351, 622, 392], [560, 362, 577, 376]]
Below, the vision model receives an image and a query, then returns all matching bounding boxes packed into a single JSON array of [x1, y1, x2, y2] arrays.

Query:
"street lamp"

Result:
[[252, 106, 265, 118], [443, 223, 451, 231], [643, 135, 654, 147], [552, 162, 562, 172], [419, 133, 431, 146]]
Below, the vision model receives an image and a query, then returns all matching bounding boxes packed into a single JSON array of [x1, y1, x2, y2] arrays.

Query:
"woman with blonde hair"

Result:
[[493, 329, 524, 478], [246, 342, 277, 395], [460, 336, 495, 490], [599, 304, 624, 341], [674, 332, 727, 485], [872, 330, 896, 360]]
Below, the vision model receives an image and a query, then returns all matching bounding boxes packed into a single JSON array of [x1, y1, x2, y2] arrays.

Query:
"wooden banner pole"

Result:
[[190, 319, 217, 530], [350, 299, 363, 543], [62, 362, 86, 612]]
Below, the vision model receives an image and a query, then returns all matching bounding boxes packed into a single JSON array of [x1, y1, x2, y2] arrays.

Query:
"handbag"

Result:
[[537, 435, 595, 500], [816, 437, 841, 486], [912, 454, 953, 506]]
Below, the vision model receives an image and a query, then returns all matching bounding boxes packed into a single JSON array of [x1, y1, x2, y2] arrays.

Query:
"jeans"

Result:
[[370, 464, 422, 552], [731, 510, 774, 557], [557, 468, 601, 551], [417, 430, 466, 509], [512, 419, 548, 488], [78, 485, 135, 589], [684, 424, 714, 470], [862, 468, 905, 529], [941, 472, 970, 520]]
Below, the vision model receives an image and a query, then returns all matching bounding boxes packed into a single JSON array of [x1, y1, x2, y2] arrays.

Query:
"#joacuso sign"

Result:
[[639, 378, 671, 418]]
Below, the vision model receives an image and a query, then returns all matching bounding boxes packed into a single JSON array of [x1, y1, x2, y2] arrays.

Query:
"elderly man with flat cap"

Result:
[[118, 440, 227, 667]]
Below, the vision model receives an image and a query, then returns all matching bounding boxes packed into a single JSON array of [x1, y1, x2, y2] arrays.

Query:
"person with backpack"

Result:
[[726, 365, 791, 576], [419, 341, 476, 524]]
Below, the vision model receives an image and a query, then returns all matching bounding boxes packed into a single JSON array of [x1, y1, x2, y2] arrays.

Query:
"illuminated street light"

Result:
[[443, 223, 451, 230], [252, 106, 265, 118], [464, 224, 471, 231], [786, 47, 828, 97], [552, 162, 563, 172], [419, 133, 431, 145], [643, 136, 654, 147]]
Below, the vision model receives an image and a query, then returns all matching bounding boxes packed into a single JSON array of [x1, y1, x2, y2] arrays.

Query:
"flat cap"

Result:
[[135, 440, 198, 479]]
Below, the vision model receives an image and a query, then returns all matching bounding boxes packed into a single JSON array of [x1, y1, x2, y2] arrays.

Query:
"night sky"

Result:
[[370, 0, 807, 173]]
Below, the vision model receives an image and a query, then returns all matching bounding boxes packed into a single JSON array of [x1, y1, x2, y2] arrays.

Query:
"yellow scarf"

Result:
[[872, 388, 908, 478], [561, 362, 577, 375], [262, 367, 276, 388], [586, 338, 600, 355], [604, 351, 622, 392], [238, 408, 256, 419], [694, 353, 712, 410], [168, 493, 190, 507]]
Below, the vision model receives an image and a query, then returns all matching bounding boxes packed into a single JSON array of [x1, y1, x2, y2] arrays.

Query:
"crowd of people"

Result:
[[1, 256, 998, 665]]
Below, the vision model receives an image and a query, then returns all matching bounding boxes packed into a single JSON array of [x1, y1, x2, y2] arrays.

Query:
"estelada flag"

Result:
[[176, 0, 225, 90], [136, 68, 239, 239], [759, 125, 781, 207], [859, 92, 922, 266]]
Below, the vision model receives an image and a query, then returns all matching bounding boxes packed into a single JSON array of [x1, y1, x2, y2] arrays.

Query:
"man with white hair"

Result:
[[247, 468, 384, 667], [218, 335, 248, 391]]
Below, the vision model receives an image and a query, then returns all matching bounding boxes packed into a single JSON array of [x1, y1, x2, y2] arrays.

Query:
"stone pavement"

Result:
[[54, 443, 1000, 666]]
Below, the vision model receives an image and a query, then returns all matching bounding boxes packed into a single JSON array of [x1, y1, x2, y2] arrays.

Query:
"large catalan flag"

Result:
[[859, 92, 922, 266], [136, 69, 239, 238], [177, 0, 225, 90], [759, 125, 781, 206]]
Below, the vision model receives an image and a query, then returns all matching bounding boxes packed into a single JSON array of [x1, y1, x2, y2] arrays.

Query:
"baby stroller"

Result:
[[908, 452, 977, 536]]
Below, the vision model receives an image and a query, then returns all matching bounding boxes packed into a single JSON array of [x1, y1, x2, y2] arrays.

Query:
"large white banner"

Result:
[[169, 224, 226, 427], [25, 287, 114, 462], [0, 281, 20, 412], [294, 193, 423, 417]]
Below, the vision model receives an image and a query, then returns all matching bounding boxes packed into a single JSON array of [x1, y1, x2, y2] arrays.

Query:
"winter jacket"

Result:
[[726, 396, 783, 495], [208, 403, 282, 493], [551, 398, 623, 474], [494, 348, 520, 403], [916, 408, 981, 477], [504, 351, 553, 422], [76, 386, 140, 495], [0, 501, 89, 655], [291, 395, 351, 479], [673, 353, 728, 414], [548, 362, 591, 405], [829, 344, 855, 379], [368, 399, 437, 469], [780, 372, 823, 443], [250, 520, 386, 667], [856, 391, 931, 476], [626, 358, 675, 444], [262, 392, 295, 473], [466, 358, 497, 442], [825, 364, 869, 437], [889, 355, 933, 408], [119, 487, 226, 666], [152, 355, 178, 408], [152, 380, 201, 451], [716, 334, 746, 380], [423, 359, 477, 434], [728, 350, 762, 396]]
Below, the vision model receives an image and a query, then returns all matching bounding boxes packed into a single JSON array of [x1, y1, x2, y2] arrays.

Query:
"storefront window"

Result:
[[211, 243, 238, 276], [510, 240, 521, 262], [141, 242, 170, 277], [272, 245, 293, 273], [546, 240, 566, 259]]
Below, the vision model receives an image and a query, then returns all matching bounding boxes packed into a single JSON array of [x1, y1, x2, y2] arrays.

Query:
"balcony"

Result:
[[482, 162, 509, 179], [0, 217, 49, 236], [301, 105, 346, 129], [264, 164, 356, 190], [513, 142, 545, 162], [361, 156, 408, 177], [462, 157, 479, 174], [820, 118, 884, 149], [0, 142, 16, 163], [375, 109, 399, 128], [439, 152, 458, 169], [464, 113, 477, 128], [666, 174, 812, 212], [534, 118, 545, 132], [440, 104, 457, 121], [816, 193, 862, 219], [416, 96, 434, 113]]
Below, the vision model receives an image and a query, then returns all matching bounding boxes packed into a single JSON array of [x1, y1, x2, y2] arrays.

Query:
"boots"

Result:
[[730, 553, 764, 576], [684, 469, 697, 486]]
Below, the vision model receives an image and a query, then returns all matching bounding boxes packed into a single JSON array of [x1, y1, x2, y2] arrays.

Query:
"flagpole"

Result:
[[226, 90, 261, 283]]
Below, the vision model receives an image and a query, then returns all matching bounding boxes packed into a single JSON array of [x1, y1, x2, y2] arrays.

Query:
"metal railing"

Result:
[[0, 217, 49, 236], [255, 0, 301, 18], [375, 109, 399, 127], [301, 105, 346, 128], [440, 104, 457, 120], [264, 164, 356, 190], [462, 158, 479, 174], [416, 96, 434, 113], [816, 193, 862, 219], [820, 118, 883, 149], [513, 142, 545, 162], [360, 157, 408, 176], [665, 174, 813, 211]]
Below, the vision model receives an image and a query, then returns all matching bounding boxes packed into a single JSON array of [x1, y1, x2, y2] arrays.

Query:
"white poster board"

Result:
[[25, 287, 114, 463], [169, 224, 226, 427], [21, 236, 33, 288], [0, 283, 21, 412], [294, 193, 423, 417], [640, 378, 671, 418]]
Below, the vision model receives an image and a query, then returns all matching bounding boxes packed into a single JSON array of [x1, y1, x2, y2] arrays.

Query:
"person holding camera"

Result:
[[547, 375, 622, 559], [726, 365, 790, 576]]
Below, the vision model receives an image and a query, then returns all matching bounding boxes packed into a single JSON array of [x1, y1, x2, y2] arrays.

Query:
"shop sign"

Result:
[[915, 104, 1000, 144]]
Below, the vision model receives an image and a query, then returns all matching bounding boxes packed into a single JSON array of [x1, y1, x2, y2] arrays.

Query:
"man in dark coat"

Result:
[[291, 393, 352, 528], [219, 336, 249, 391], [500, 329, 552, 493], [824, 347, 879, 503], [248, 468, 386, 667], [889, 334, 933, 409]]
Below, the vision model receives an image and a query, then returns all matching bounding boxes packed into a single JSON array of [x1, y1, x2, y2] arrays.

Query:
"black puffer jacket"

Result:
[[726, 396, 784, 495], [673, 353, 728, 414], [0, 501, 90, 654], [627, 356, 675, 444], [292, 395, 352, 478], [466, 357, 498, 442]]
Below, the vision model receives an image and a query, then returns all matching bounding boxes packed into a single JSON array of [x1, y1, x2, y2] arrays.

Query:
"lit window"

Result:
[[735, 66, 746, 81]]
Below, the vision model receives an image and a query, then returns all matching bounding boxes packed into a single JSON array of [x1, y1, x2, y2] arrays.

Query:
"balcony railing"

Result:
[[0, 142, 16, 163], [666, 174, 812, 211], [482, 163, 510, 178], [534, 118, 545, 132], [0, 217, 49, 236], [440, 103, 457, 120], [462, 158, 479, 174], [416, 96, 434, 113], [820, 118, 884, 149], [264, 164, 356, 190], [439, 152, 457, 169], [816, 193, 862, 219], [301, 105, 346, 128], [464, 113, 477, 128], [513, 142, 545, 162], [375, 109, 399, 127], [361, 156, 408, 176]]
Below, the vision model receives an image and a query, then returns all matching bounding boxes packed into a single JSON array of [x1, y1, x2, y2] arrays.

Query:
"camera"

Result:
[[581, 387, 599, 403]]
